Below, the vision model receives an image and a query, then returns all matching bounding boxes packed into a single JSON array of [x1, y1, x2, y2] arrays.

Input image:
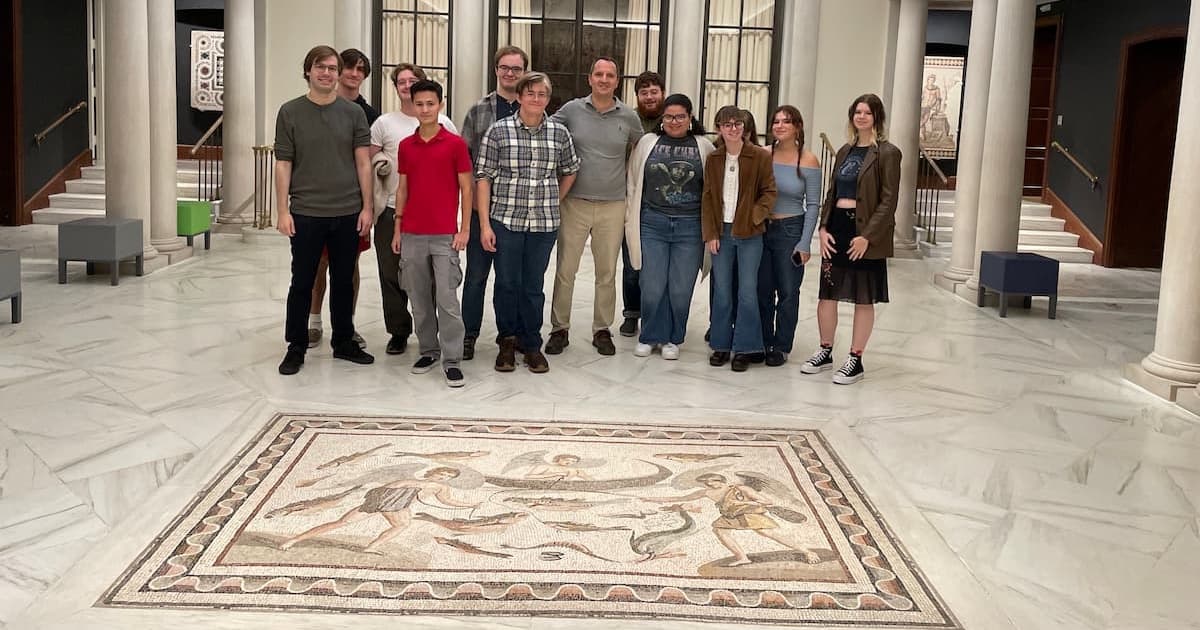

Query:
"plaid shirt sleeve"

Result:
[[461, 96, 494, 167], [556, 127, 581, 177], [474, 122, 501, 182]]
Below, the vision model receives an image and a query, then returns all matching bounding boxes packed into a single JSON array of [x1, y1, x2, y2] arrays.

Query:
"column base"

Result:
[[151, 236, 187, 254], [1124, 362, 1199, 402], [934, 269, 969, 294]]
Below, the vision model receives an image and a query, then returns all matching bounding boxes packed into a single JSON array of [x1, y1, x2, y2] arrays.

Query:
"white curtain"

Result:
[[500, 0, 533, 68], [381, 1, 450, 113], [622, 0, 651, 82], [704, 0, 774, 139]]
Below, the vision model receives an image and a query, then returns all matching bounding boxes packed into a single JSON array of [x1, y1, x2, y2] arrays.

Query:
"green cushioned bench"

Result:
[[177, 200, 213, 250]]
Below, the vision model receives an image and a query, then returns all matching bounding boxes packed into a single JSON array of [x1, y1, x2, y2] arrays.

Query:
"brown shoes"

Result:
[[545, 329, 569, 354], [525, 349, 550, 373], [495, 336, 517, 372], [592, 329, 616, 356]]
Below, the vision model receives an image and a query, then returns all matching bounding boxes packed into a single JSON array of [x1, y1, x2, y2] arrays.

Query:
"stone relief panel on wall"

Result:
[[191, 30, 224, 111]]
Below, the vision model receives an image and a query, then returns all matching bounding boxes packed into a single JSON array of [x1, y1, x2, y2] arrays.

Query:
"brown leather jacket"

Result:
[[819, 140, 902, 259], [701, 144, 778, 242]]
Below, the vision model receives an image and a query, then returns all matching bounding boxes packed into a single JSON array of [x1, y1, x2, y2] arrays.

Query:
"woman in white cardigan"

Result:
[[625, 94, 716, 360]]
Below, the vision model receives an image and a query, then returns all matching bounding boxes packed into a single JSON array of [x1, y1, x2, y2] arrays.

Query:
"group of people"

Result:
[[273, 44, 901, 388]]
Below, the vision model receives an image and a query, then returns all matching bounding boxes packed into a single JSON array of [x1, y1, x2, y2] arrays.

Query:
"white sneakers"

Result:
[[634, 343, 679, 360]]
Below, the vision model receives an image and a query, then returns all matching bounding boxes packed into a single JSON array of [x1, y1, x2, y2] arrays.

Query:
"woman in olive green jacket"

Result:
[[799, 94, 901, 385]]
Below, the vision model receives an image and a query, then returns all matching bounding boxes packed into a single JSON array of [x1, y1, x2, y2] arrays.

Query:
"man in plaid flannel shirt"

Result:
[[475, 72, 580, 374]]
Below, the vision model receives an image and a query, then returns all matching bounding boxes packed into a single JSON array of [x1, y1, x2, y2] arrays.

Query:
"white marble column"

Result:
[[102, 0, 157, 259], [220, 0, 256, 224], [1128, 0, 1200, 404], [452, 0, 487, 124], [780, 0, 821, 136], [148, 0, 184, 255], [334, 0, 365, 51], [667, 0, 705, 99], [968, 0, 1036, 286], [888, 0, 928, 251], [937, 0, 998, 286]]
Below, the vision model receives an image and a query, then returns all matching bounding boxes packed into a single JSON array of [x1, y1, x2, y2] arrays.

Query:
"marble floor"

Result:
[[0, 225, 1197, 629]]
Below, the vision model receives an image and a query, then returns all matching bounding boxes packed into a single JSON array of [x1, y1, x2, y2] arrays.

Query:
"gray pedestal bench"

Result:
[[58, 218, 144, 286]]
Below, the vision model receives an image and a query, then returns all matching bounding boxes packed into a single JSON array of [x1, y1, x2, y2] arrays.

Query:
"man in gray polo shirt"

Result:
[[274, 45, 376, 375], [545, 57, 643, 356]]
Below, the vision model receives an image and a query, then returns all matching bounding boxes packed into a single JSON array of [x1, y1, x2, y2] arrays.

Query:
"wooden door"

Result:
[[1024, 19, 1060, 198], [1106, 35, 1186, 268]]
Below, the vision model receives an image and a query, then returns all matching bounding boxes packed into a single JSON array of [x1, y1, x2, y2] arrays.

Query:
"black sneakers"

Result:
[[731, 354, 751, 372], [412, 355, 438, 374], [444, 367, 465, 388], [765, 350, 788, 367], [800, 345, 834, 374], [278, 348, 304, 375], [462, 335, 476, 361], [386, 335, 408, 355], [832, 354, 865, 385], [333, 343, 375, 365], [619, 317, 638, 337]]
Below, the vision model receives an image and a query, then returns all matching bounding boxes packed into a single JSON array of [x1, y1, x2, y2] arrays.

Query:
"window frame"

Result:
[[488, 0, 670, 111], [372, 0, 455, 114], [699, 0, 785, 145]]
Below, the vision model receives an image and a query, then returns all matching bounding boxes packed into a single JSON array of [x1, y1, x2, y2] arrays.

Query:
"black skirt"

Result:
[[819, 206, 889, 304]]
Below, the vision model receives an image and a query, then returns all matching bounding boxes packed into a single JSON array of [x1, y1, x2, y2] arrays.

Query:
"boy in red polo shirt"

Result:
[[390, 80, 473, 387]]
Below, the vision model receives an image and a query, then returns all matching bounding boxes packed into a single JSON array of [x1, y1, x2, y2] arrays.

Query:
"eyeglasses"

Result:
[[312, 63, 340, 74], [662, 114, 690, 123], [718, 121, 745, 130], [496, 64, 525, 75], [395, 77, 419, 86], [522, 91, 551, 100]]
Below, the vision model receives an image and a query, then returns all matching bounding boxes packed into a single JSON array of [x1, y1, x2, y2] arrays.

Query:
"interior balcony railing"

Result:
[[189, 115, 223, 202], [1050, 140, 1100, 190], [916, 148, 949, 245], [252, 145, 275, 230], [818, 132, 837, 204]]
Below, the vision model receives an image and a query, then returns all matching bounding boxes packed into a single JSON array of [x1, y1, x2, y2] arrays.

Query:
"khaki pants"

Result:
[[550, 197, 625, 333]]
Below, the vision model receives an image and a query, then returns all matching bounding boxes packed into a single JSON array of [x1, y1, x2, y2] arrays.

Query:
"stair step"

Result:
[[81, 165, 220, 184], [31, 207, 105, 224], [49, 192, 106, 210], [1017, 244, 1095, 263], [917, 213, 1065, 231], [1018, 229, 1079, 247], [67, 179, 203, 196]]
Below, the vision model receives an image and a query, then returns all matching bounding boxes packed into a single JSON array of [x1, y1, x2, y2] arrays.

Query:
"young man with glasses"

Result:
[[306, 48, 379, 353], [275, 45, 376, 375], [368, 63, 457, 357], [458, 46, 528, 361], [475, 72, 579, 374], [545, 57, 643, 357]]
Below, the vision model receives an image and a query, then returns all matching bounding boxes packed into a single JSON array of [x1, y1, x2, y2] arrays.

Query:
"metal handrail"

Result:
[[1050, 140, 1099, 190], [919, 148, 949, 185], [818, 132, 836, 156], [34, 101, 88, 146], [817, 132, 838, 202], [190, 114, 224, 156]]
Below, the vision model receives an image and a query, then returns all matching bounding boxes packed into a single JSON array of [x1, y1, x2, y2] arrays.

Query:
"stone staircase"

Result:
[[914, 191, 1095, 263], [31, 160, 219, 225]]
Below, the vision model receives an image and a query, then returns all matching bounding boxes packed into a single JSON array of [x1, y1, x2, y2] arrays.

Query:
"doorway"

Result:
[[0, 0, 20, 226], [1024, 18, 1061, 198], [1105, 33, 1186, 268]]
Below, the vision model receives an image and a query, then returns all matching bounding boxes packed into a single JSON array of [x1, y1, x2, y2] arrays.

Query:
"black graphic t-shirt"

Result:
[[642, 135, 704, 216], [834, 145, 869, 200]]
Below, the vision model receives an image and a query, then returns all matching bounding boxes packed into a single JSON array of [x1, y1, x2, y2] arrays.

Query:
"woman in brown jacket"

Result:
[[799, 93, 900, 385], [702, 106, 778, 372]]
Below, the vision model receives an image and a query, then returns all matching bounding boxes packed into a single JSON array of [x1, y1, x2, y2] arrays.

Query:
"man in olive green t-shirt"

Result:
[[274, 45, 375, 375]]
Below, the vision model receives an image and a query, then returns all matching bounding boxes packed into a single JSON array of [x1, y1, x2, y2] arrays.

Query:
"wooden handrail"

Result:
[[34, 101, 88, 146], [919, 148, 949, 185], [190, 114, 224, 156], [818, 132, 836, 156], [1050, 140, 1099, 190]]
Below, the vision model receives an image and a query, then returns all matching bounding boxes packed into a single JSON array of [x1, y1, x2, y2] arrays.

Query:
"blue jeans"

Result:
[[491, 219, 557, 352], [758, 215, 807, 354], [639, 208, 703, 345], [463, 211, 493, 339], [621, 237, 640, 318], [709, 223, 764, 354]]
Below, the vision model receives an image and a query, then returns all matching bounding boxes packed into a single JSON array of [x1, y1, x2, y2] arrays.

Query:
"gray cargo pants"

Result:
[[399, 234, 465, 368]]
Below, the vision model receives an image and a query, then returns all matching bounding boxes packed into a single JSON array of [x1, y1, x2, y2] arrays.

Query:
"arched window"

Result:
[[377, 0, 453, 113], [701, 0, 784, 145], [492, 0, 668, 113]]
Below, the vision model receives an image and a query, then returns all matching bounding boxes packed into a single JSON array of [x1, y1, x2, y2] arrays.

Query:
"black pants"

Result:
[[373, 207, 413, 340], [286, 212, 360, 351]]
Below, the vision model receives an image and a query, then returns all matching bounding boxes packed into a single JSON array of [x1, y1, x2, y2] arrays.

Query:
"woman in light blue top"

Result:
[[758, 105, 821, 366]]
